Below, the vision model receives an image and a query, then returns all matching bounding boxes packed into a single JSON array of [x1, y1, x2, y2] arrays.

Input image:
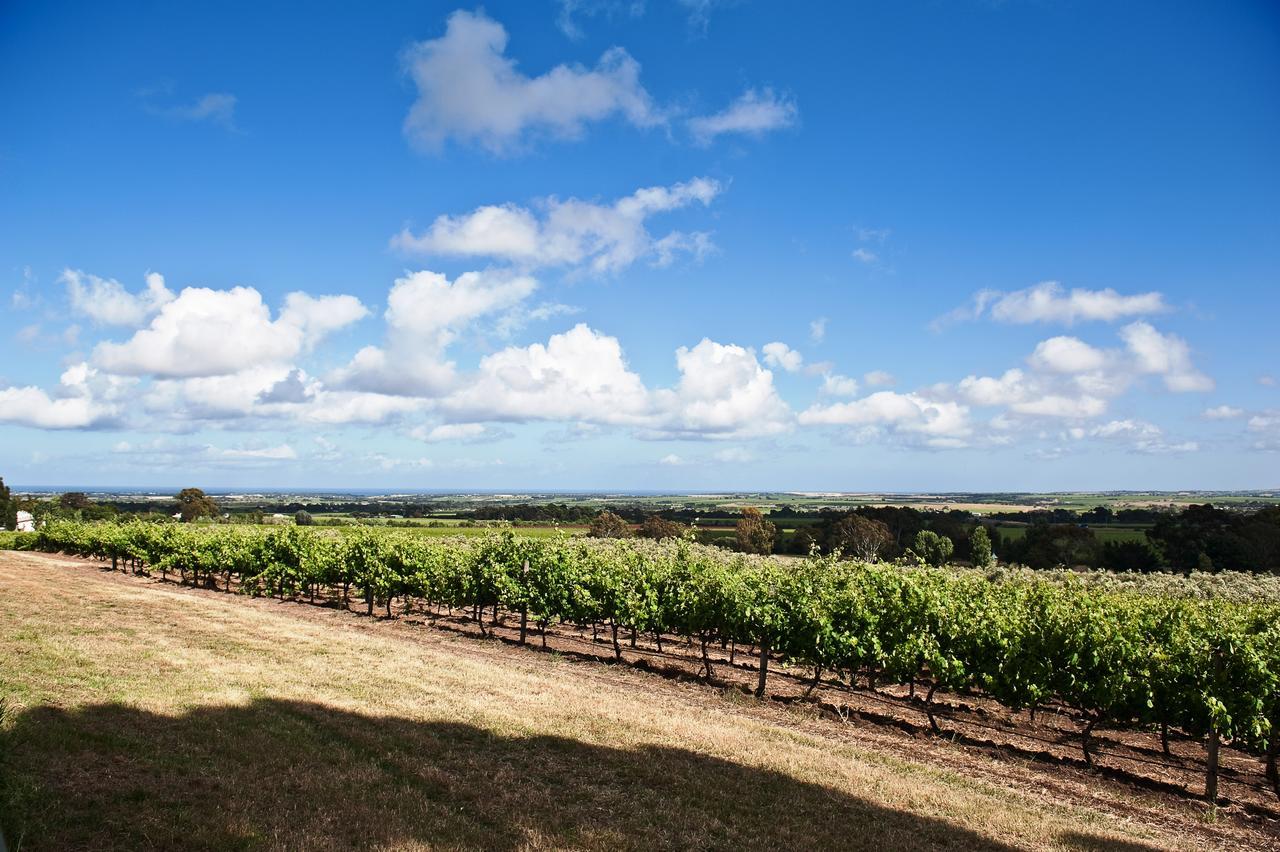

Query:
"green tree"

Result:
[[636, 515, 685, 540], [59, 491, 93, 510], [970, 526, 994, 568], [588, 511, 632, 538], [294, 510, 315, 526], [831, 513, 892, 562], [912, 530, 954, 567], [0, 476, 15, 531], [175, 488, 220, 523], [735, 508, 777, 555], [1010, 524, 1100, 569]]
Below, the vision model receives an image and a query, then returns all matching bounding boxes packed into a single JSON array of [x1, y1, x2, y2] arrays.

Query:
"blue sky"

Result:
[[1, 0, 1278, 491]]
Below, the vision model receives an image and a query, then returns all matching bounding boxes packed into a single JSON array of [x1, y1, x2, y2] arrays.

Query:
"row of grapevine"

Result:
[[29, 520, 1280, 801]]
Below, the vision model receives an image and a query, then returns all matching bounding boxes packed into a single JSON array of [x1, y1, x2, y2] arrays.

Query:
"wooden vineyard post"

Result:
[[1206, 648, 1222, 804], [1206, 725, 1219, 804], [519, 559, 529, 646], [755, 639, 770, 698]]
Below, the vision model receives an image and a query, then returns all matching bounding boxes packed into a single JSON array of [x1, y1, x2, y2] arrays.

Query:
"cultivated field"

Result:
[[2, 550, 1277, 850]]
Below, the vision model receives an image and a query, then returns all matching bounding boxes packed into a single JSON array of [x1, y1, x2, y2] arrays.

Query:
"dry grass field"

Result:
[[1, 550, 1275, 851]]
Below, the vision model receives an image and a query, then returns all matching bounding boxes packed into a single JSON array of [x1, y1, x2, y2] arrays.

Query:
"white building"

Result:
[[15, 510, 35, 532]]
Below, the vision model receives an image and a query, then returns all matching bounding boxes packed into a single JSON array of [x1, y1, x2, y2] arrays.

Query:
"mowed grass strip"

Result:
[[0, 552, 1245, 851]]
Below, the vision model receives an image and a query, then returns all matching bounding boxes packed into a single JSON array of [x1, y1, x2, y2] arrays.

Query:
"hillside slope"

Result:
[[0, 551, 1272, 851]]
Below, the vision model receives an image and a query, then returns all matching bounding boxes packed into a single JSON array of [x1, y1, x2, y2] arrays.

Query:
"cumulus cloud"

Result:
[[799, 391, 971, 448], [761, 341, 802, 372], [442, 323, 653, 425], [392, 178, 721, 274], [441, 326, 791, 440], [142, 366, 418, 429], [410, 422, 505, 443], [936, 281, 1169, 328], [1119, 321, 1213, 392], [1011, 394, 1107, 419], [1248, 413, 1280, 450], [652, 339, 791, 439], [62, 269, 174, 326], [1087, 419, 1197, 454], [93, 285, 365, 378], [957, 368, 1032, 407], [819, 373, 860, 397], [689, 87, 798, 144], [947, 321, 1212, 432], [215, 443, 298, 461], [278, 293, 369, 347], [333, 269, 537, 396], [402, 9, 661, 153], [0, 362, 120, 429], [257, 369, 312, 404], [293, 391, 428, 426], [1027, 336, 1108, 374], [863, 370, 895, 387]]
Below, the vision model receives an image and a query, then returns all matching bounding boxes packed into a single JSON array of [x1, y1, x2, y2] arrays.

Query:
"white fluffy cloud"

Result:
[[385, 269, 537, 340], [1087, 419, 1197, 454], [443, 323, 652, 424], [761, 341, 802, 372], [1248, 413, 1280, 450], [278, 292, 369, 348], [863, 370, 895, 388], [333, 269, 537, 396], [956, 364, 1109, 420], [689, 87, 798, 144], [93, 286, 365, 378], [1011, 394, 1107, 419], [439, 328, 790, 440], [1119, 321, 1213, 392], [410, 422, 504, 443], [0, 362, 120, 429], [655, 339, 791, 439], [215, 443, 297, 461], [940, 281, 1168, 327], [1027, 336, 1107, 374], [62, 269, 174, 326], [820, 373, 860, 397], [948, 321, 1212, 432], [402, 9, 661, 153], [957, 368, 1032, 407], [392, 178, 721, 274], [799, 391, 971, 447]]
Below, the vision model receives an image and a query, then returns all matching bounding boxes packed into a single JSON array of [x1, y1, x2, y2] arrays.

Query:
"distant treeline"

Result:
[[8, 488, 1279, 573], [786, 504, 1280, 574]]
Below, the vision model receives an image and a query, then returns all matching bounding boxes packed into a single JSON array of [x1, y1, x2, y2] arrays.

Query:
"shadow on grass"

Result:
[[0, 697, 1173, 852]]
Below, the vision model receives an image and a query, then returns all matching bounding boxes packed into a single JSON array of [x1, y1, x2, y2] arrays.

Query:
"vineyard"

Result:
[[24, 520, 1280, 807]]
